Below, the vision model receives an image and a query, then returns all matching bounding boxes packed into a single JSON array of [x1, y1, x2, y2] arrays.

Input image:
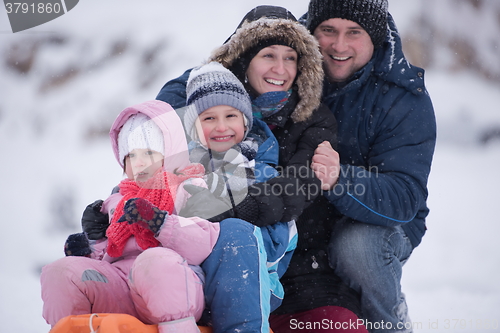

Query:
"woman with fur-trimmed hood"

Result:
[[208, 6, 335, 201], [156, 5, 364, 331], [159, 5, 336, 205]]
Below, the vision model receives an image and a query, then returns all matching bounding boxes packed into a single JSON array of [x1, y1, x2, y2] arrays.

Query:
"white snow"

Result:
[[1, 1, 499, 332]]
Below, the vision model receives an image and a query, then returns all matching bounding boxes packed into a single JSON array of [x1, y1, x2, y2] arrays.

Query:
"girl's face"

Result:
[[124, 149, 164, 181], [246, 45, 298, 95], [196, 105, 246, 152]]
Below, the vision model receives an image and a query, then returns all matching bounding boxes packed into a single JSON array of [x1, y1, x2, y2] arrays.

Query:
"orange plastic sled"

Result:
[[49, 313, 213, 333]]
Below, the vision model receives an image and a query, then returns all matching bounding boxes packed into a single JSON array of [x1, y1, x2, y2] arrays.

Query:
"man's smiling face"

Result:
[[314, 18, 374, 83]]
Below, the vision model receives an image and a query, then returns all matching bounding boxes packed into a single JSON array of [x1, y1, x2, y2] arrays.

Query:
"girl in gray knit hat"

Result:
[[183, 61, 264, 198], [180, 61, 301, 333]]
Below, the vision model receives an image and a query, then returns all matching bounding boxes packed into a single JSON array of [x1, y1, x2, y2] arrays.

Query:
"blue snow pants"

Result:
[[201, 218, 296, 333]]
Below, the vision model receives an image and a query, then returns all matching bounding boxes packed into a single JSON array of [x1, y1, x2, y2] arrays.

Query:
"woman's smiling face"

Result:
[[246, 45, 298, 95]]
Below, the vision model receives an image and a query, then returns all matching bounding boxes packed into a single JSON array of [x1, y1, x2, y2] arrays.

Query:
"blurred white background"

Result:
[[1, 1, 499, 332]]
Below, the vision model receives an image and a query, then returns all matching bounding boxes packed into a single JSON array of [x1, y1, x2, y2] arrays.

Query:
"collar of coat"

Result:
[[261, 89, 299, 128]]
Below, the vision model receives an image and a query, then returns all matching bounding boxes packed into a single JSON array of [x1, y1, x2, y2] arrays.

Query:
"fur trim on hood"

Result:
[[209, 18, 324, 123]]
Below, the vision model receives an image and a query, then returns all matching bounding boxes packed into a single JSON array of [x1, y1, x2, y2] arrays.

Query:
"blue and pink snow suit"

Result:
[[41, 101, 219, 332], [41, 100, 292, 333]]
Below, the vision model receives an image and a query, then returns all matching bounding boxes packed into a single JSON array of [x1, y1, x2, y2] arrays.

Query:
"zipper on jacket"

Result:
[[311, 255, 319, 269]]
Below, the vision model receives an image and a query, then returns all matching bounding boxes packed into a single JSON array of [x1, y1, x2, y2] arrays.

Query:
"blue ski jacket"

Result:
[[322, 15, 437, 248]]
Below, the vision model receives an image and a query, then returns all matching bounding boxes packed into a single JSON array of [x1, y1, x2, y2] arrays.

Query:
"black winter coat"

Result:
[[265, 92, 361, 317], [264, 90, 336, 205]]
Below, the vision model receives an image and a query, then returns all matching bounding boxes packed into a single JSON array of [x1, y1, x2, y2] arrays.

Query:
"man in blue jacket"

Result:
[[308, 0, 436, 332]]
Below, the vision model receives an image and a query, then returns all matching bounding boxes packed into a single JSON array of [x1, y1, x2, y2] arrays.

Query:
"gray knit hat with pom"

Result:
[[184, 62, 253, 141], [307, 0, 388, 48]]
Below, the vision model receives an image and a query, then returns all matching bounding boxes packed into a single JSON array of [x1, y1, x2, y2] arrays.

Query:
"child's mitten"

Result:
[[81, 199, 109, 240], [64, 232, 92, 257], [117, 198, 168, 234]]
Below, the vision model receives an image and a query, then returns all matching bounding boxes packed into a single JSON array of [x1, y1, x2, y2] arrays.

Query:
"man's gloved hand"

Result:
[[117, 198, 168, 234], [179, 185, 234, 222], [64, 232, 92, 257], [81, 200, 109, 240]]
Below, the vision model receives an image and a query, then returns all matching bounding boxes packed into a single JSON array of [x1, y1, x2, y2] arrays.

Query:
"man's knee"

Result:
[[328, 221, 390, 273], [330, 222, 371, 255]]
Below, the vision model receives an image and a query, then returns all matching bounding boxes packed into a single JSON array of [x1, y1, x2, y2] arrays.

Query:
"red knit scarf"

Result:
[[106, 163, 205, 257]]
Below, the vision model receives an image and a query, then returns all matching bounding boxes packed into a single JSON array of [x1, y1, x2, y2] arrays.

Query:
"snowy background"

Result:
[[1, 0, 499, 332]]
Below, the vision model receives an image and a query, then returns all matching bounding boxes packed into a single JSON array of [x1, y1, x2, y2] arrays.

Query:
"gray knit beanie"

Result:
[[185, 62, 253, 141], [307, 0, 388, 48]]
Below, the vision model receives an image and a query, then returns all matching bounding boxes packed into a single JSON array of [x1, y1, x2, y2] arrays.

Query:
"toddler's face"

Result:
[[125, 149, 164, 181], [196, 105, 246, 152]]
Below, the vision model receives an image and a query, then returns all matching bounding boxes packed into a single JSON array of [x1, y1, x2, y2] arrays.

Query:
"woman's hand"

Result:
[[311, 141, 340, 190]]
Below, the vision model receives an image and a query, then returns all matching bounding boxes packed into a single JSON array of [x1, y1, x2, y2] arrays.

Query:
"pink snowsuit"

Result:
[[41, 101, 220, 329]]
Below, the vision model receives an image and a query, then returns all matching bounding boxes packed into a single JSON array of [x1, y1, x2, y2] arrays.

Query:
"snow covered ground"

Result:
[[1, 1, 499, 332]]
